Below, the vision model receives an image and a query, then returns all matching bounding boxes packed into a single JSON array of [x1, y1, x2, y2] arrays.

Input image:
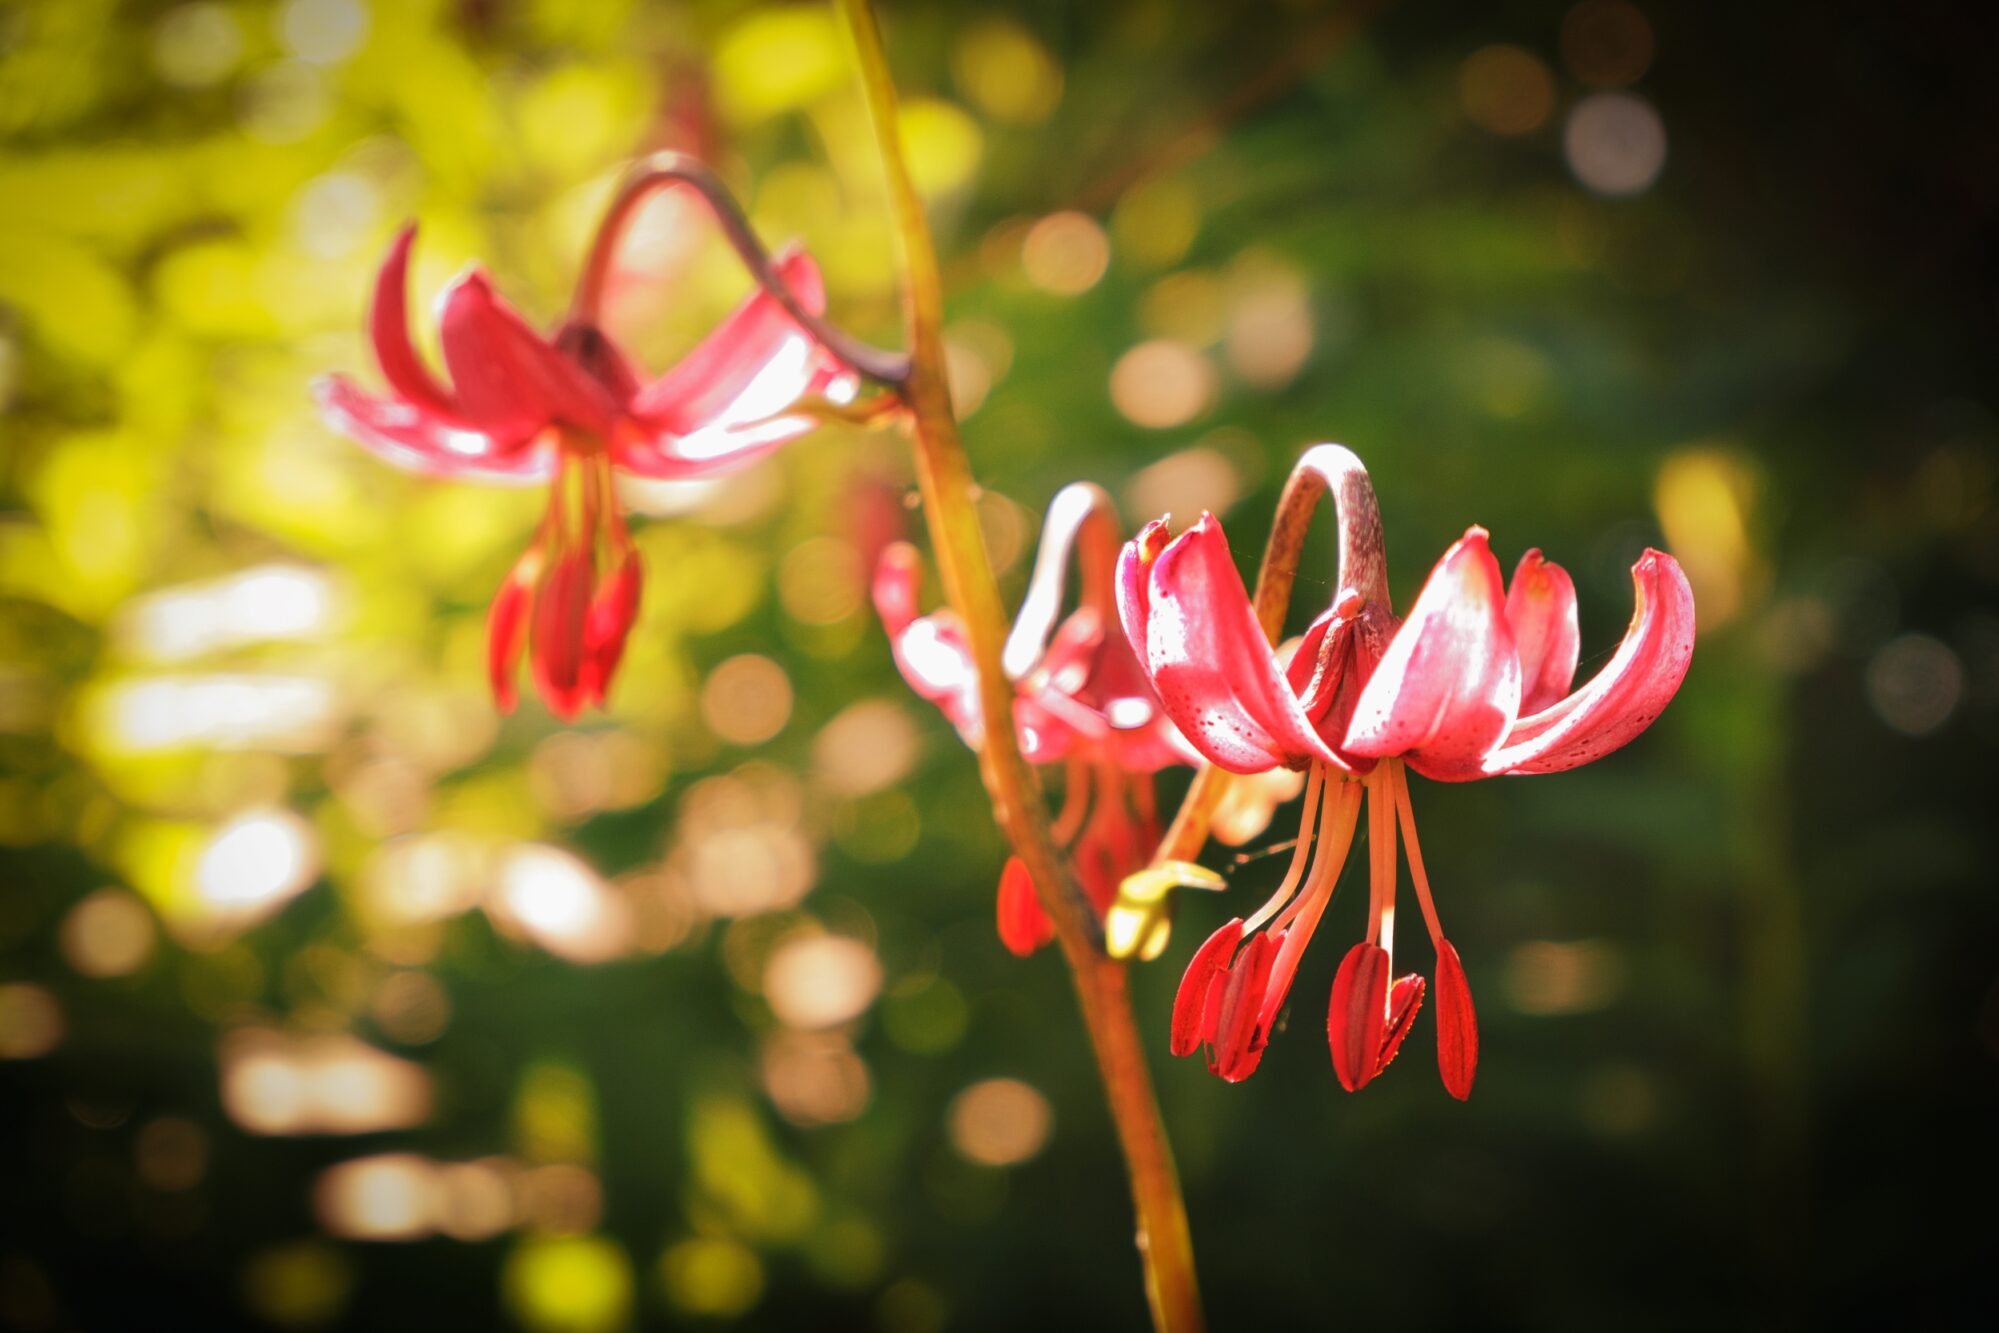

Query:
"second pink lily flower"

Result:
[[876, 484, 1199, 956], [1119, 444, 1695, 1097]]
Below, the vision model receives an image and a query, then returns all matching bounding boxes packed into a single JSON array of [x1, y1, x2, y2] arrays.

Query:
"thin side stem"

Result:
[[571, 152, 912, 386], [835, 3, 1203, 1330]]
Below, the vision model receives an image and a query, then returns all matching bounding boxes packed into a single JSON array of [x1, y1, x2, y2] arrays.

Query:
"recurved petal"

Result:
[[873, 548, 984, 746], [1434, 939, 1478, 1101], [898, 614, 983, 744], [1342, 527, 1522, 781], [313, 375, 555, 482], [1139, 514, 1350, 775], [612, 386, 829, 480], [1115, 519, 1170, 668], [367, 225, 458, 417], [1108, 718, 1205, 774], [439, 270, 618, 436], [1506, 549, 1581, 714], [1012, 690, 1095, 764], [1170, 919, 1243, 1057], [631, 248, 829, 429], [1479, 548, 1695, 775]]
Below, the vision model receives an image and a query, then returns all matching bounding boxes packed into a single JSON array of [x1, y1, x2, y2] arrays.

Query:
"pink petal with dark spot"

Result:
[[1481, 548, 1694, 776], [1343, 527, 1522, 782], [1131, 514, 1350, 775]]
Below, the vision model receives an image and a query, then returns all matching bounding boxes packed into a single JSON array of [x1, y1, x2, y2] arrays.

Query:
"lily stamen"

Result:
[[1265, 773, 1354, 937], [1258, 776, 1363, 1035], [1386, 758, 1479, 1099], [1388, 761, 1446, 948], [1241, 765, 1326, 935]]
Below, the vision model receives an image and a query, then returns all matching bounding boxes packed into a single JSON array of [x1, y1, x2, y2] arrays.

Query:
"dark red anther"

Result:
[[486, 558, 535, 714], [1375, 972, 1427, 1078], [581, 547, 644, 705], [1434, 938, 1479, 1101], [1169, 919, 1243, 1058], [1209, 930, 1279, 1083]]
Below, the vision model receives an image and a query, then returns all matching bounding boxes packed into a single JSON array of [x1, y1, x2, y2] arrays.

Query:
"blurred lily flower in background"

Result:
[[875, 483, 1198, 955], [316, 221, 852, 718]]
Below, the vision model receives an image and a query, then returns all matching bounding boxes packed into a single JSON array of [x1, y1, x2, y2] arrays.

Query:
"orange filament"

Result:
[[1242, 765, 1326, 934], [1258, 776, 1362, 1033], [1389, 760, 1447, 947], [1365, 764, 1399, 959]]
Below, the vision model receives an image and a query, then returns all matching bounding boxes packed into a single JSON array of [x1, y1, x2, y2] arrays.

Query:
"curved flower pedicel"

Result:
[[875, 484, 1200, 957], [314, 158, 869, 719], [1121, 444, 1695, 1096]]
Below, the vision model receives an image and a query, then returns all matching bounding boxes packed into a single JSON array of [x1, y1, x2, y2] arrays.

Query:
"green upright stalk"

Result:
[[833, 3, 1204, 1329]]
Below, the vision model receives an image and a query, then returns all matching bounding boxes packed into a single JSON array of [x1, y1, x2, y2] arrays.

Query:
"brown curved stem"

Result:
[[1002, 481, 1122, 679], [1267, 443, 1391, 616], [571, 152, 912, 386], [836, 2, 1203, 1329], [1150, 443, 1388, 866]]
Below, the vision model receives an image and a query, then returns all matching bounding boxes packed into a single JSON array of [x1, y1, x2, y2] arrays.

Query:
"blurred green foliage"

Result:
[[1, 0, 1995, 1329]]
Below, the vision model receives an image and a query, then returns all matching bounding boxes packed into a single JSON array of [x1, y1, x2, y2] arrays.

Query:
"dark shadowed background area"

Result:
[[1, 0, 1994, 1328]]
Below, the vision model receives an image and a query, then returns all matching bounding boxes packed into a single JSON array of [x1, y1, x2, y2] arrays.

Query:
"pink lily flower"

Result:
[[1122, 445, 1695, 1096], [314, 209, 854, 720], [875, 484, 1199, 956]]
